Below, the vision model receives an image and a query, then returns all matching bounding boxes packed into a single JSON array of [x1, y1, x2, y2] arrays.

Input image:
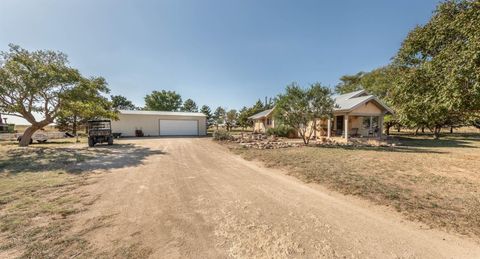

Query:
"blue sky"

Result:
[[0, 0, 440, 110]]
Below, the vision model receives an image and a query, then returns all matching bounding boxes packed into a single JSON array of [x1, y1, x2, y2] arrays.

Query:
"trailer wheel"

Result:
[[88, 138, 95, 147], [107, 136, 113, 145]]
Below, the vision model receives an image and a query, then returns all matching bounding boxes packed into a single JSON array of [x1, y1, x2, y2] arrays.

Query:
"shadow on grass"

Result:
[[0, 144, 166, 175], [393, 134, 479, 148], [313, 144, 447, 154], [310, 133, 480, 153], [1, 140, 77, 146]]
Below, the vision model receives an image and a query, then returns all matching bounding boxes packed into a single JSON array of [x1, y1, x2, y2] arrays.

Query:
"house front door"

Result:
[[336, 115, 344, 135]]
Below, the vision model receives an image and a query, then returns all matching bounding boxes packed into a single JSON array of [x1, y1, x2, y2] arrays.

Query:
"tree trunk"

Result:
[[300, 129, 309, 145], [450, 126, 453, 134], [414, 127, 420, 136], [421, 127, 425, 133], [385, 125, 391, 136], [72, 114, 77, 135], [397, 125, 401, 132], [19, 125, 39, 147], [303, 136, 309, 145], [433, 126, 441, 140]]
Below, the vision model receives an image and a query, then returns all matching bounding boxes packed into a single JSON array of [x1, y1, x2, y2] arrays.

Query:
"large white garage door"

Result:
[[159, 120, 198, 136]]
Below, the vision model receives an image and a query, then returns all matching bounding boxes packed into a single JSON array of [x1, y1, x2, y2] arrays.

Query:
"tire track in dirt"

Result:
[[71, 138, 480, 258]]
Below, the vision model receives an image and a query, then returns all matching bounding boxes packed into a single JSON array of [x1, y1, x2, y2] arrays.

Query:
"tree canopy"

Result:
[[236, 99, 270, 130], [0, 44, 113, 146], [182, 98, 198, 112], [390, 0, 480, 138], [144, 90, 182, 111], [275, 82, 334, 144], [237, 106, 250, 130], [56, 78, 116, 134], [335, 66, 397, 101], [200, 105, 213, 127], [225, 109, 238, 131], [111, 95, 137, 110], [212, 106, 226, 129], [334, 72, 365, 94]]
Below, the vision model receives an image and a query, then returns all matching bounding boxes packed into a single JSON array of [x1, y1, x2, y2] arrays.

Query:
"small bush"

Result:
[[266, 125, 296, 138], [213, 130, 233, 141]]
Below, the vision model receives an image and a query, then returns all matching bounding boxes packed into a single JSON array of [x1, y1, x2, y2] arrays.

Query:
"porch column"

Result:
[[344, 114, 349, 140], [378, 115, 384, 137], [327, 118, 331, 138]]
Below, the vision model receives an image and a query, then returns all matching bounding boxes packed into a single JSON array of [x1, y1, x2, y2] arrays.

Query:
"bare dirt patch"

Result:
[[70, 138, 480, 258], [4, 137, 479, 258], [228, 134, 480, 239], [0, 140, 162, 258]]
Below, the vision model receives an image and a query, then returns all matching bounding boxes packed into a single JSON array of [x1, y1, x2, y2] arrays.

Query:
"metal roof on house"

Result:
[[333, 90, 393, 114], [248, 108, 274, 120], [248, 90, 393, 119], [118, 110, 207, 117]]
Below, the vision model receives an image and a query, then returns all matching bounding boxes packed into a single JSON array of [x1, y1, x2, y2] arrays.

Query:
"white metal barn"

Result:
[[111, 110, 207, 137]]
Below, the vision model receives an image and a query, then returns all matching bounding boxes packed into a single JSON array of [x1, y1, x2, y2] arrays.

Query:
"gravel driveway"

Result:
[[74, 138, 480, 258]]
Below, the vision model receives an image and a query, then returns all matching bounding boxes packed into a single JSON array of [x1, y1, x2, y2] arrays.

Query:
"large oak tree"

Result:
[[0, 44, 113, 146], [391, 0, 480, 139]]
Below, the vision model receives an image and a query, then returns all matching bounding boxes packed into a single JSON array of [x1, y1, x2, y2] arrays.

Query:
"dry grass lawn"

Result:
[[0, 139, 155, 258], [229, 133, 480, 239]]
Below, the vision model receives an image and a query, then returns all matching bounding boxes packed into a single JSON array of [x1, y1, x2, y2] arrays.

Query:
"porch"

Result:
[[315, 114, 384, 140]]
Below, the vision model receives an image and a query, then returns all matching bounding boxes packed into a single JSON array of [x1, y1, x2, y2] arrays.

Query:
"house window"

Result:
[[362, 117, 370, 129], [372, 116, 379, 129], [266, 118, 272, 125]]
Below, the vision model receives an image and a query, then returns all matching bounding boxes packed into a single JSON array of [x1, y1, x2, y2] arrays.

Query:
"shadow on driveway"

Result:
[[0, 144, 166, 175]]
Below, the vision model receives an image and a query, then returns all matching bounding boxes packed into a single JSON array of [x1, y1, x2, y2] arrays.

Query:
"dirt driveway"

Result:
[[74, 138, 480, 258]]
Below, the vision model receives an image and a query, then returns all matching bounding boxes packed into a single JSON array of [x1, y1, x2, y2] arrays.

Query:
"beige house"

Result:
[[111, 110, 207, 137], [249, 90, 393, 140], [249, 108, 275, 133]]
